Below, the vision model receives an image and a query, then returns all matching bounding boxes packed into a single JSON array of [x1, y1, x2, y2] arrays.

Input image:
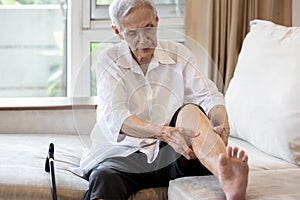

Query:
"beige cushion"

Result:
[[168, 168, 300, 200], [225, 20, 300, 165], [228, 137, 297, 171], [0, 134, 88, 200], [0, 133, 167, 200], [128, 187, 168, 200]]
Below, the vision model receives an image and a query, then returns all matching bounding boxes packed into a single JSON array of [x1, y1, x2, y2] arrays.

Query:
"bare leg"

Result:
[[176, 104, 225, 176], [176, 104, 248, 200]]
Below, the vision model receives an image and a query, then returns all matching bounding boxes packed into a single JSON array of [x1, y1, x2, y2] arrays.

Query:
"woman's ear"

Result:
[[153, 16, 159, 27], [112, 25, 124, 40]]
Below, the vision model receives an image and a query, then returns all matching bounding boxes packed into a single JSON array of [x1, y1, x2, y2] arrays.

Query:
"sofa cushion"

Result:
[[0, 134, 89, 200], [225, 20, 300, 165], [0, 133, 167, 200], [168, 168, 300, 200], [228, 137, 297, 171]]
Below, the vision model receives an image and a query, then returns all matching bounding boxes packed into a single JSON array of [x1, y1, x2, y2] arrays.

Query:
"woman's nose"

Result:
[[137, 31, 148, 44]]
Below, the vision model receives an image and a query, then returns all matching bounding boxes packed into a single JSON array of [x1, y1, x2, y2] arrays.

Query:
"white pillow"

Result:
[[225, 20, 300, 165]]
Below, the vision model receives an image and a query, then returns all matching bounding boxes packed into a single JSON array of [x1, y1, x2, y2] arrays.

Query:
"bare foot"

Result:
[[218, 146, 249, 200]]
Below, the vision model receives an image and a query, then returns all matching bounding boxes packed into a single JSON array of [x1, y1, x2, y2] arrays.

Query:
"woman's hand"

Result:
[[213, 122, 230, 146], [155, 126, 200, 160], [121, 115, 201, 159], [208, 105, 230, 146]]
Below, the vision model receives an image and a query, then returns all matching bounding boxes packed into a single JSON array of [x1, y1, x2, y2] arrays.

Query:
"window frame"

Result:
[[0, 0, 185, 101], [68, 0, 185, 98], [91, 0, 185, 20]]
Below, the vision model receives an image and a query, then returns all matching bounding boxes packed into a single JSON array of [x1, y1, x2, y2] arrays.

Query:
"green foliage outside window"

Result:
[[96, 0, 113, 5], [90, 42, 115, 96]]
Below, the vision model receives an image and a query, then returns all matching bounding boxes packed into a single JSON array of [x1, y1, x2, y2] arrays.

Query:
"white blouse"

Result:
[[73, 40, 225, 177]]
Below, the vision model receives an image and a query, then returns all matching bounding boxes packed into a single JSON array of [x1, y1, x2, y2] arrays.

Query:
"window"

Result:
[[0, 0, 185, 99], [80, 0, 186, 97], [91, 0, 185, 19], [0, 0, 67, 97], [90, 42, 116, 96]]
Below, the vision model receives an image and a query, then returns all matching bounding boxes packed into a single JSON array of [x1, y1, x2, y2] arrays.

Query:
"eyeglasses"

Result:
[[122, 27, 157, 41]]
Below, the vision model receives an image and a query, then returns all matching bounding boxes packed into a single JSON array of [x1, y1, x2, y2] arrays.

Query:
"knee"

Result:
[[89, 167, 111, 187], [89, 167, 121, 189], [176, 104, 208, 128], [181, 104, 206, 118], [88, 166, 128, 199]]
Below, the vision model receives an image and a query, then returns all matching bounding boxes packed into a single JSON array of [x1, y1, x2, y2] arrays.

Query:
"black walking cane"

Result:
[[45, 143, 58, 200]]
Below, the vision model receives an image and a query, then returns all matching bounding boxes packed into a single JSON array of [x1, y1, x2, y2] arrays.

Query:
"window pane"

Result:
[[96, 0, 178, 5], [96, 0, 113, 5], [0, 0, 67, 97], [92, 0, 185, 19], [155, 0, 177, 4], [90, 42, 116, 96]]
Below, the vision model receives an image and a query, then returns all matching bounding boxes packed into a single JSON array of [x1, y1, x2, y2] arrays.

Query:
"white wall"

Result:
[[293, 0, 300, 26]]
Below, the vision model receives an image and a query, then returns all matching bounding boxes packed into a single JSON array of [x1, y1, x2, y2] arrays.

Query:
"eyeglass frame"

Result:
[[120, 25, 158, 41]]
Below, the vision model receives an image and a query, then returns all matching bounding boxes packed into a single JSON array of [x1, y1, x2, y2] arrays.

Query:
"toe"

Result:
[[226, 146, 233, 157], [233, 147, 239, 157], [238, 150, 245, 160], [242, 154, 248, 163]]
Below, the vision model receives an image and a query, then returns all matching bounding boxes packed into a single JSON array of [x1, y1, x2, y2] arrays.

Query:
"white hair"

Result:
[[109, 0, 158, 31]]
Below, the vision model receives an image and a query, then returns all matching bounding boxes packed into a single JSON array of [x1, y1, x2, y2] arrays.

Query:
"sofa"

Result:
[[0, 19, 300, 200], [0, 106, 167, 200], [0, 107, 93, 200], [169, 20, 300, 199]]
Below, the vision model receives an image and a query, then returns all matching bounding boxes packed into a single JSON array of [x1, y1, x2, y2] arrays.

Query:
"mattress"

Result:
[[168, 137, 300, 200]]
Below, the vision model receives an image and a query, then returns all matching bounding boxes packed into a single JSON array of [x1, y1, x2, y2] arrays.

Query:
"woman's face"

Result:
[[118, 6, 158, 64]]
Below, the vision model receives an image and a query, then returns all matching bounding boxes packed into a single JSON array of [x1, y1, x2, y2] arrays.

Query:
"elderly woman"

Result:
[[81, 0, 249, 199]]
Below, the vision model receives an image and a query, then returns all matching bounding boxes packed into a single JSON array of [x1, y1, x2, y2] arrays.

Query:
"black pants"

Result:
[[84, 104, 211, 200]]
